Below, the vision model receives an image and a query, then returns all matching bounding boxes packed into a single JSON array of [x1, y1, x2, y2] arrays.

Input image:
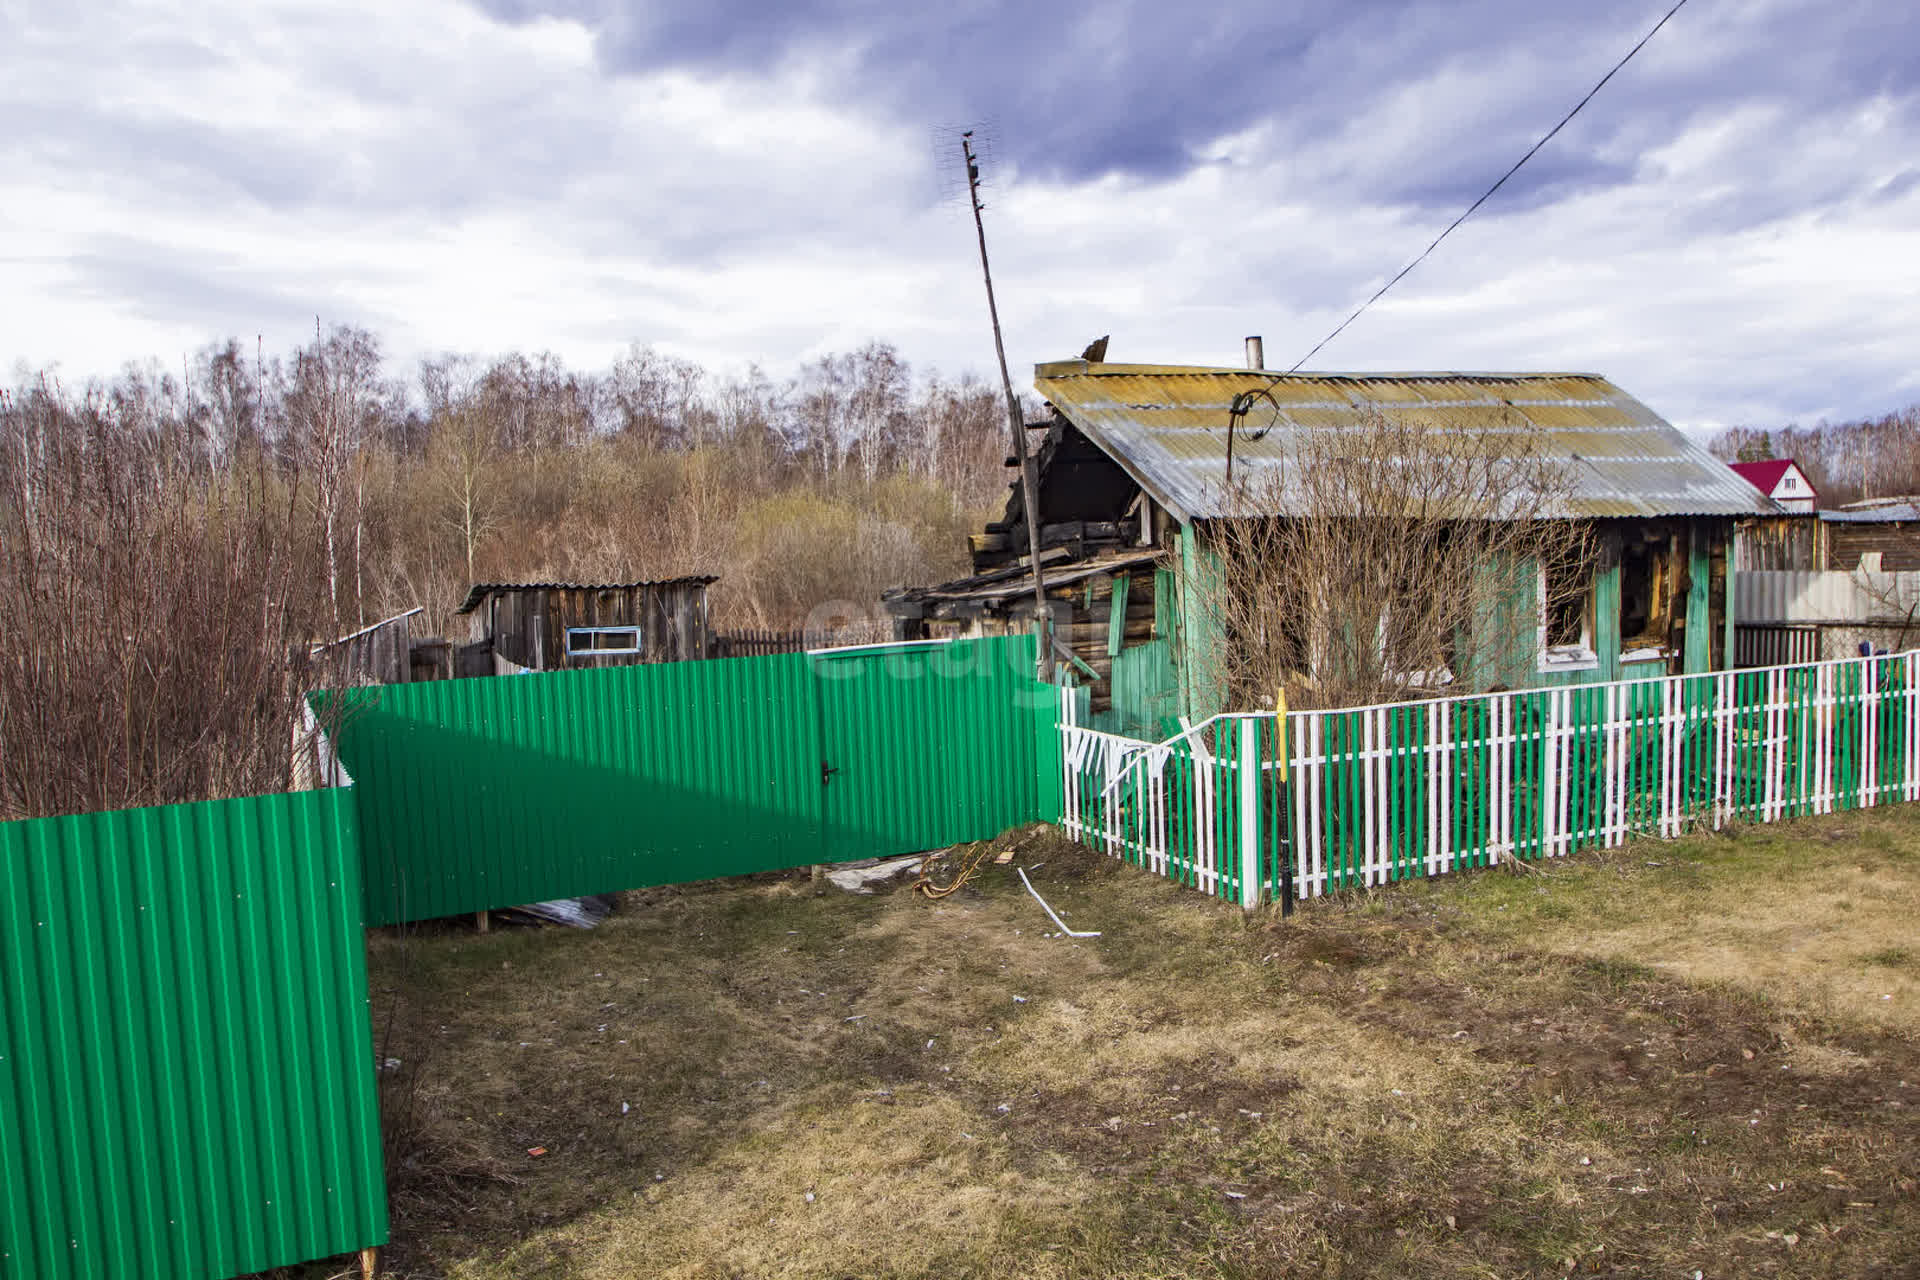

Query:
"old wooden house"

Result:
[[1732, 499, 1920, 663], [457, 578, 716, 673], [1736, 500, 1920, 574], [888, 355, 1774, 738]]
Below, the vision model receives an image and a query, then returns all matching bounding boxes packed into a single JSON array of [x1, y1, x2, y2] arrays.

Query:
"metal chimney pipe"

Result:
[[1244, 335, 1264, 370]]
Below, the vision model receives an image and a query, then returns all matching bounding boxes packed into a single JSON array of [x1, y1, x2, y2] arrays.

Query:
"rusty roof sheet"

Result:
[[1032, 362, 1778, 523]]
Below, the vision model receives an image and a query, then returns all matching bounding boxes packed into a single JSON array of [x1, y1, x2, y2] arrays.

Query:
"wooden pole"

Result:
[[962, 132, 1054, 682]]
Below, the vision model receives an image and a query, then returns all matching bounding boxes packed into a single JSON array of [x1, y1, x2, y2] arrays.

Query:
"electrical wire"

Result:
[[1288, 0, 1692, 373]]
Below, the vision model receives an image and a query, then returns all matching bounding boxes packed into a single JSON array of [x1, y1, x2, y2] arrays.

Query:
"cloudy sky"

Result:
[[3, 0, 1915, 428]]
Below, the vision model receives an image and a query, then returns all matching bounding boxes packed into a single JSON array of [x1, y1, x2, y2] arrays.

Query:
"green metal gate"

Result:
[[814, 639, 1054, 860]]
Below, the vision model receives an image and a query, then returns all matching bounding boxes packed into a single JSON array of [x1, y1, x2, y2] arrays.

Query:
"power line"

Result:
[[1288, 0, 1692, 373]]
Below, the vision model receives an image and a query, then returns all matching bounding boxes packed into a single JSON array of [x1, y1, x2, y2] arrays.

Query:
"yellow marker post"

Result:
[[1273, 687, 1289, 782]]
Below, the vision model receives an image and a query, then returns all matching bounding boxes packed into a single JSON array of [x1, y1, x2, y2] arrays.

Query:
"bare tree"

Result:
[[285, 323, 386, 632], [605, 344, 702, 450], [1204, 409, 1594, 711]]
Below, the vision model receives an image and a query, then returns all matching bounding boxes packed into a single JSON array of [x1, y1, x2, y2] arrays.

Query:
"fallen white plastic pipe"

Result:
[[1018, 868, 1101, 938]]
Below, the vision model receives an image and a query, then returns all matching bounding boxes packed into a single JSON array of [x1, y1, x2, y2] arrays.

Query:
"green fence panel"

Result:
[[0, 790, 385, 1280], [330, 635, 1055, 926], [330, 651, 825, 926]]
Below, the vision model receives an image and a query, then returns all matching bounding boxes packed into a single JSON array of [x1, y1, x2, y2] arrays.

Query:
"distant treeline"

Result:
[[0, 327, 1013, 817], [1709, 406, 1920, 507]]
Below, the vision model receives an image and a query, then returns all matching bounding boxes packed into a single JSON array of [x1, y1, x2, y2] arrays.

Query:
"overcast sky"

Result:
[[3, 0, 1915, 428]]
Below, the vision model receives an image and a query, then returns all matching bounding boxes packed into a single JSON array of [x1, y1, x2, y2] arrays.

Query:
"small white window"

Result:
[[566, 626, 642, 656], [1782, 475, 1796, 491], [1537, 559, 1597, 672]]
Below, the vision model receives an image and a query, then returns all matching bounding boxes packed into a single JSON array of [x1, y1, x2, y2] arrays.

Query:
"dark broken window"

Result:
[[1542, 551, 1590, 650], [1619, 542, 1655, 645]]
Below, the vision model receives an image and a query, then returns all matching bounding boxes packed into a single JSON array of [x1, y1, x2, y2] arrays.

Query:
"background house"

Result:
[[1729, 458, 1819, 512], [890, 357, 1774, 737], [1740, 498, 1920, 574], [457, 578, 716, 673], [1731, 497, 1920, 663]]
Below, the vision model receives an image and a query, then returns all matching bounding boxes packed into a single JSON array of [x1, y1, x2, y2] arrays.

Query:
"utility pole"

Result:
[[962, 131, 1054, 681]]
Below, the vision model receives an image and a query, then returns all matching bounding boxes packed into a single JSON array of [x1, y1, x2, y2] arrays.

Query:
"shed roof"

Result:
[[1821, 503, 1920, 524], [311, 607, 423, 653], [456, 577, 717, 615], [1031, 362, 1777, 523]]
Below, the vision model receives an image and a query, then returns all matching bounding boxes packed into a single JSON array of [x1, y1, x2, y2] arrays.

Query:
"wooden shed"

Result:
[[456, 578, 716, 672], [310, 608, 422, 686]]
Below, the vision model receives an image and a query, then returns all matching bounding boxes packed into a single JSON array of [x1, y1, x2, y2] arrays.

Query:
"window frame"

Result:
[[1536, 561, 1598, 673], [565, 625, 644, 657]]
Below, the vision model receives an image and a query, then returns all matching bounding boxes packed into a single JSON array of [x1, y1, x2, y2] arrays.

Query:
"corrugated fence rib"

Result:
[[1058, 651, 1920, 909], [1, 789, 385, 1280]]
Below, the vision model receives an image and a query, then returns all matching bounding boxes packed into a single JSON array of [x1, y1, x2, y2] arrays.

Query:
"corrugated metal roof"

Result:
[[1821, 503, 1920, 523], [456, 577, 718, 614], [1032, 362, 1779, 523]]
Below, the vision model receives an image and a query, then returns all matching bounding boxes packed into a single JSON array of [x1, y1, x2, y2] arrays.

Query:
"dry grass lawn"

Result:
[[335, 807, 1920, 1279]]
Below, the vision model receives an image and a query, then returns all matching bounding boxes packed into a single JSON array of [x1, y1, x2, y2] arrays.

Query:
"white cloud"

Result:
[[2, 0, 1915, 431]]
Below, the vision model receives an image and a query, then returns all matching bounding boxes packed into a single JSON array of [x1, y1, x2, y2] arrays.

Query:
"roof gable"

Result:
[[1728, 458, 1814, 497], [1031, 363, 1776, 523]]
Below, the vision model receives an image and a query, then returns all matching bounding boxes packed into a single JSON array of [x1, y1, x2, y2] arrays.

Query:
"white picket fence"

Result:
[[1059, 651, 1920, 907]]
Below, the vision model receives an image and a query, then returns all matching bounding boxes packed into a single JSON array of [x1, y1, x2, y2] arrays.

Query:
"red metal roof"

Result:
[[1728, 458, 1814, 496]]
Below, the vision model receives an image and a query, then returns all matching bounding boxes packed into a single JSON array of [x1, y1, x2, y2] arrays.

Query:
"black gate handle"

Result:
[[821, 761, 841, 784]]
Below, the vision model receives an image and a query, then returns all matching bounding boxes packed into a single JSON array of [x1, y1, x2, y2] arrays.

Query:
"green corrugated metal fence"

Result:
[[329, 635, 1058, 926], [0, 789, 386, 1280]]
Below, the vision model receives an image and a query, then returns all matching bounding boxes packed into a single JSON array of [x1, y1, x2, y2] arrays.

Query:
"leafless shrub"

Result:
[[0, 379, 335, 818], [1204, 408, 1593, 711], [1848, 565, 1920, 652]]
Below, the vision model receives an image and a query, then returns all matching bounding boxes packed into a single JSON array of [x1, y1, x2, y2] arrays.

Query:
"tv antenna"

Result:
[[956, 128, 1057, 682]]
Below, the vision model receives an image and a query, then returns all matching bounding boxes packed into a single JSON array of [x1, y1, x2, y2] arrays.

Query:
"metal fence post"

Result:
[[1239, 716, 1260, 909]]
